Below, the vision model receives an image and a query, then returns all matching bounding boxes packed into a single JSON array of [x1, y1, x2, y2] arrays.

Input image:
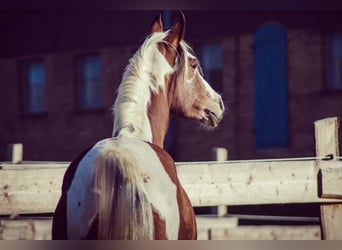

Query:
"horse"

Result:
[[51, 12, 225, 240]]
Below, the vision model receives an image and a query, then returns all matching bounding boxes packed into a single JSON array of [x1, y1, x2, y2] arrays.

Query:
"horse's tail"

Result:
[[94, 146, 154, 239]]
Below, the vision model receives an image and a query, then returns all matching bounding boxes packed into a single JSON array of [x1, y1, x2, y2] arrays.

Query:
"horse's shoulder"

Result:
[[146, 142, 178, 184], [146, 142, 174, 165]]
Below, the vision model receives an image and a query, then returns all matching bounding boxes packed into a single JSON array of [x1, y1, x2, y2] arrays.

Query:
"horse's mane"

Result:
[[112, 30, 194, 141]]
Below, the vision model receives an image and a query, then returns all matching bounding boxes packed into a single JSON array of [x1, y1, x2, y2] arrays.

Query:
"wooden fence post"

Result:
[[212, 147, 228, 217], [7, 143, 23, 164], [314, 117, 342, 239]]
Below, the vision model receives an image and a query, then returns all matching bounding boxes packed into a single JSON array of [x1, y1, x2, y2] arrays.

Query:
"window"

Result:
[[327, 33, 342, 90], [22, 61, 46, 114], [76, 54, 103, 109], [199, 44, 223, 93]]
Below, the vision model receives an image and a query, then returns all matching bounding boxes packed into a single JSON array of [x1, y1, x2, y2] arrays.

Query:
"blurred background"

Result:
[[1, 10, 342, 163]]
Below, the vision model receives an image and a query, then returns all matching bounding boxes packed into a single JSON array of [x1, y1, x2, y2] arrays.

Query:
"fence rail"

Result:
[[1, 117, 342, 240], [1, 159, 341, 215]]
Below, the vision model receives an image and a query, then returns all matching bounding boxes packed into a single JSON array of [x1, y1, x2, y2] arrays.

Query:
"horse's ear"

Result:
[[165, 11, 185, 48], [150, 14, 163, 33]]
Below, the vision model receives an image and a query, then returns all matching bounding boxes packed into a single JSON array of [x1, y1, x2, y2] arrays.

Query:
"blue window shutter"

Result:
[[253, 23, 288, 148]]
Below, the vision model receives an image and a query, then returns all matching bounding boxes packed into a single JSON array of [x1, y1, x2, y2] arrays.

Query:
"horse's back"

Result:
[[52, 137, 195, 239]]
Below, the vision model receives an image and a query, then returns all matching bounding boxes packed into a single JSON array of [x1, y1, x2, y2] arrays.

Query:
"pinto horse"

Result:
[[52, 13, 224, 240]]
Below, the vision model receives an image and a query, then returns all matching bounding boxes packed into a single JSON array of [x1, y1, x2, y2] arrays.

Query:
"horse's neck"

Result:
[[112, 80, 171, 149], [113, 90, 170, 148], [147, 91, 170, 148], [113, 35, 175, 148]]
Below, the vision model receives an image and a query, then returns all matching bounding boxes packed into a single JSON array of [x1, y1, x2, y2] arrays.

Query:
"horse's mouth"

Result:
[[201, 109, 222, 128]]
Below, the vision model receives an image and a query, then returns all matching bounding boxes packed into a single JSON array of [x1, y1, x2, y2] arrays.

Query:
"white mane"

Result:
[[112, 31, 178, 142]]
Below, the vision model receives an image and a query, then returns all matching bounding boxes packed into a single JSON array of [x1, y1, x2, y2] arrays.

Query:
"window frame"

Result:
[[74, 53, 104, 112], [20, 59, 47, 115]]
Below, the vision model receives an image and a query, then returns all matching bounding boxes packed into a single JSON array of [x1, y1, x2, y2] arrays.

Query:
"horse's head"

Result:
[[113, 13, 225, 146], [151, 13, 225, 128]]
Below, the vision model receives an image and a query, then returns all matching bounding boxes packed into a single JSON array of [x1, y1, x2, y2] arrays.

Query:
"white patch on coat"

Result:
[[66, 137, 180, 239], [66, 139, 107, 239]]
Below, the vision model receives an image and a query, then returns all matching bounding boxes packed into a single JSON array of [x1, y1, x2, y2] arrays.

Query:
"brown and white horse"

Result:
[[52, 13, 224, 240]]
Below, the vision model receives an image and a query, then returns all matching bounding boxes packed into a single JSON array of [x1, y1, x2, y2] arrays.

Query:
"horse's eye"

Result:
[[191, 63, 197, 69]]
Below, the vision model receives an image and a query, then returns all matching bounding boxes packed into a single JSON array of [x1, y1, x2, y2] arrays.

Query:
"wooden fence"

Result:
[[1, 117, 342, 240]]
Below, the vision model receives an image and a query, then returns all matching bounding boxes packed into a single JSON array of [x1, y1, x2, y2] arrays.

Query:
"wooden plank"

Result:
[[315, 117, 342, 240], [209, 226, 321, 240], [320, 204, 342, 240], [0, 218, 320, 240], [0, 219, 52, 240], [314, 117, 339, 160], [7, 144, 23, 164], [212, 147, 228, 162], [194, 216, 238, 240], [196, 216, 238, 231], [211, 147, 228, 216], [197, 229, 211, 240], [319, 161, 342, 199], [0, 216, 237, 240], [1, 159, 342, 215], [0, 166, 66, 215], [7, 217, 319, 240], [0, 162, 69, 170], [177, 160, 341, 207]]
